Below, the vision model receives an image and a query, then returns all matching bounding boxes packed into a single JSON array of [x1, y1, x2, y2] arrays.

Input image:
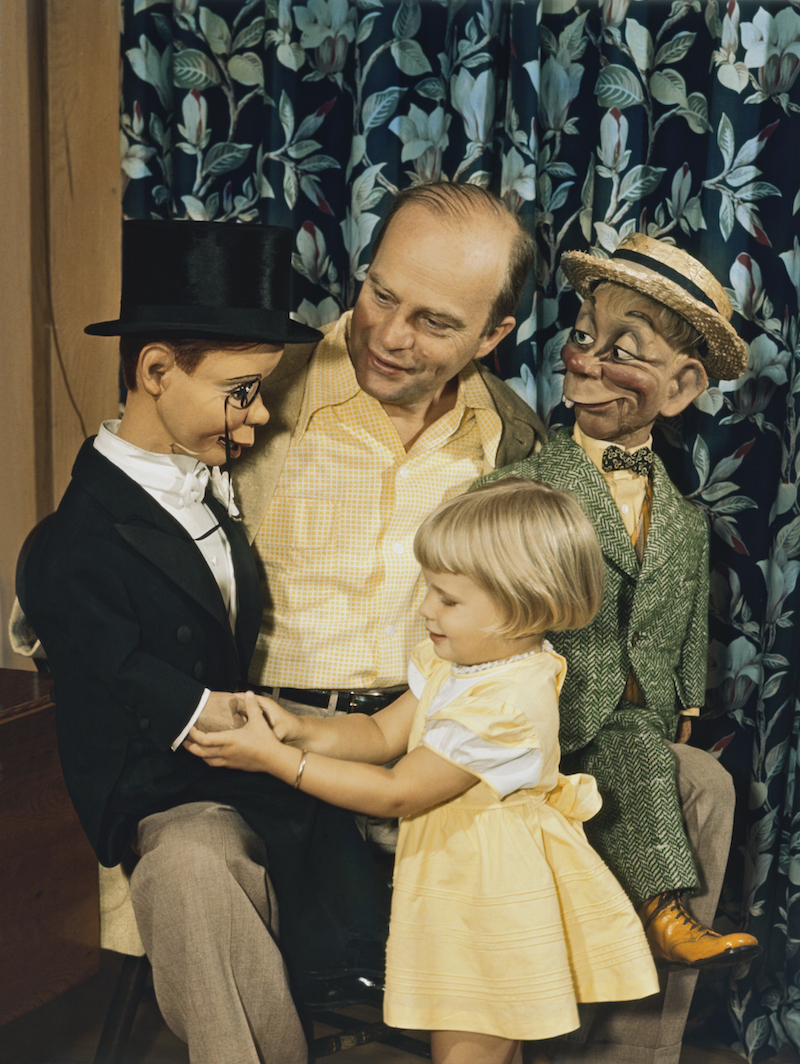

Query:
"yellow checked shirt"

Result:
[[572, 424, 698, 719], [250, 312, 502, 689]]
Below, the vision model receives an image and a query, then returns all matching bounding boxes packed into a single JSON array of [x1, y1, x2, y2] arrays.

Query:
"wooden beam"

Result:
[[1, 0, 120, 668]]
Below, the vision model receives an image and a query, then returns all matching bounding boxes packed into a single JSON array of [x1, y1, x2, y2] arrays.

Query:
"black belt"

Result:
[[259, 684, 408, 715]]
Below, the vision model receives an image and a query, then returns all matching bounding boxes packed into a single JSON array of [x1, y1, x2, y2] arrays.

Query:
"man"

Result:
[[16, 220, 391, 1064], [479, 234, 759, 1062], [235, 182, 546, 748]]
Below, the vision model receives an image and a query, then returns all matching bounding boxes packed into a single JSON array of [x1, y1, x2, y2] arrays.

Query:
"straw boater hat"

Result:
[[560, 233, 748, 381]]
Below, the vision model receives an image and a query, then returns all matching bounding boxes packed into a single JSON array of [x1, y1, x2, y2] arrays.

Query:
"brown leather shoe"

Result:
[[639, 891, 761, 968]]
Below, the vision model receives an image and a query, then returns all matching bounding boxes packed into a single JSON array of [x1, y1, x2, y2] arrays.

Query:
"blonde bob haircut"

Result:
[[414, 478, 605, 638]]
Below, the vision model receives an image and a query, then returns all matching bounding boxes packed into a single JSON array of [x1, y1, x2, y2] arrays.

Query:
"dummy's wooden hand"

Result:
[[193, 691, 247, 733], [675, 715, 692, 743], [185, 691, 281, 772]]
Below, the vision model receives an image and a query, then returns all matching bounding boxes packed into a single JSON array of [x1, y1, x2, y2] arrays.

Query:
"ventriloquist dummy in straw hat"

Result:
[[15, 220, 391, 1064], [479, 233, 759, 968]]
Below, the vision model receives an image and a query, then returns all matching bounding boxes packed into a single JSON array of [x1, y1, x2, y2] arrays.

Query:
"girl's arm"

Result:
[[253, 688, 418, 763], [185, 692, 476, 818]]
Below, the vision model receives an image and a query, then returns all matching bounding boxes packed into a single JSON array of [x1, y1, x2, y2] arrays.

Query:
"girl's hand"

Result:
[[254, 693, 305, 745], [184, 691, 280, 772]]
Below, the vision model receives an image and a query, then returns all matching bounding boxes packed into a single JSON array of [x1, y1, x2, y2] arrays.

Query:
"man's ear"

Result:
[[138, 343, 176, 397], [660, 357, 708, 418], [473, 315, 516, 361]]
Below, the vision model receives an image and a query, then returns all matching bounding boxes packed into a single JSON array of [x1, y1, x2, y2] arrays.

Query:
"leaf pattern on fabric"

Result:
[[121, 2, 800, 1058]]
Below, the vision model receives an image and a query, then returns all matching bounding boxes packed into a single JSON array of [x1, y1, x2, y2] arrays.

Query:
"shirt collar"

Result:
[[94, 420, 225, 511], [573, 423, 653, 477], [298, 311, 360, 436]]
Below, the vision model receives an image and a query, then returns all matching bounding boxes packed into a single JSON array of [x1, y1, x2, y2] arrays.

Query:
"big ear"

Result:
[[660, 357, 708, 418], [473, 315, 516, 361], [138, 343, 176, 397]]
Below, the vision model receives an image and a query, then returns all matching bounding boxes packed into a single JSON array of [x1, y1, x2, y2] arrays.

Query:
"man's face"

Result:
[[562, 284, 696, 448], [348, 204, 516, 412], [151, 344, 282, 464]]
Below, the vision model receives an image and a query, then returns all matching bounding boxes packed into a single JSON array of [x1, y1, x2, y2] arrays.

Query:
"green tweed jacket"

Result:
[[480, 428, 710, 753], [234, 318, 547, 543]]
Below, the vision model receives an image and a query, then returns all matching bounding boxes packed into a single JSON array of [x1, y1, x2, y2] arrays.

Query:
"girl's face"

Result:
[[152, 344, 282, 465], [419, 568, 541, 666]]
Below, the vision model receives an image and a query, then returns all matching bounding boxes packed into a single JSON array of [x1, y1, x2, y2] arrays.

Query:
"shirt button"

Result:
[[386, 625, 396, 636], [392, 542, 404, 554], [193, 661, 206, 680], [631, 632, 641, 647], [621, 504, 629, 514], [139, 718, 150, 730], [398, 467, 410, 478], [177, 625, 192, 644]]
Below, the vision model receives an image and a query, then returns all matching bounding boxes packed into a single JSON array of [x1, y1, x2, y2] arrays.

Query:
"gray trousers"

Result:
[[130, 800, 307, 1064], [540, 742, 735, 1064]]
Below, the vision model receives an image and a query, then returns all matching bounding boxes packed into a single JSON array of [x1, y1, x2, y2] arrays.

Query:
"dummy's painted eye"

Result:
[[226, 379, 261, 409], [570, 328, 594, 347], [612, 346, 637, 362]]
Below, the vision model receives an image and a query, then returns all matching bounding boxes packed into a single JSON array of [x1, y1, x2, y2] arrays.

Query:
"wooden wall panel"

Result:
[[45, 0, 121, 499], [1, 0, 120, 669], [1, 1, 45, 671]]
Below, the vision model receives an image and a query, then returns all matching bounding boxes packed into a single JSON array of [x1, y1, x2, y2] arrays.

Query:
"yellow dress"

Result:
[[383, 640, 659, 1041]]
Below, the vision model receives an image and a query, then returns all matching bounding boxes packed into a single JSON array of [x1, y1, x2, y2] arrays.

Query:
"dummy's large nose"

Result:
[[563, 343, 603, 378], [245, 393, 270, 427]]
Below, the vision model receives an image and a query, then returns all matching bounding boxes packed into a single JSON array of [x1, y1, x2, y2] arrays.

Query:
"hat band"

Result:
[[119, 305, 289, 330], [613, 249, 718, 312]]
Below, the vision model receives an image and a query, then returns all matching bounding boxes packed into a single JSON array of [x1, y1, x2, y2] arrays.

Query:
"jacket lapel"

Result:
[[638, 459, 689, 578], [73, 442, 235, 637], [540, 431, 640, 578], [476, 362, 545, 464], [205, 492, 262, 669]]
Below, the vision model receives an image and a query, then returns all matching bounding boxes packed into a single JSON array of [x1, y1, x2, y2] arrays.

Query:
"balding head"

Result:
[[370, 182, 534, 334]]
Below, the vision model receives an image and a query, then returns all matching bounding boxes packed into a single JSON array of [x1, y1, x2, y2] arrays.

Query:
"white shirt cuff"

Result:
[[171, 689, 211, 751]]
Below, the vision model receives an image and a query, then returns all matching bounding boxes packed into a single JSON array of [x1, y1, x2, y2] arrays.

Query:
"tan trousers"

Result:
[[542, 742, 736, 1064], [130, 801, 308, 1064]]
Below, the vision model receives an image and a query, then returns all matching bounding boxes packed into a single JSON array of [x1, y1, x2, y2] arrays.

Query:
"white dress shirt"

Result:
[[94, 420, 239, 748]]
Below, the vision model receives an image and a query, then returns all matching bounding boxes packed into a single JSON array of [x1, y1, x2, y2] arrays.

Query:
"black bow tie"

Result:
[[601, 446, 653, 478]]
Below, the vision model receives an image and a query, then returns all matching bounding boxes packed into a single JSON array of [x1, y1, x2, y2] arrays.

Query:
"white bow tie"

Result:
[[175, 466, 210, 507], [173, 465, 240, 518]]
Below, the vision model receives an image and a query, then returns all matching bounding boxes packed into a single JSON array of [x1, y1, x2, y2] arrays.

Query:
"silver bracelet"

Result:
[[293, 750, 308, 790]]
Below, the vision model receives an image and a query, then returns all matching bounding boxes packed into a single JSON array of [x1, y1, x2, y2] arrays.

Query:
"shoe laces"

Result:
[[646, 891, 715, 938]]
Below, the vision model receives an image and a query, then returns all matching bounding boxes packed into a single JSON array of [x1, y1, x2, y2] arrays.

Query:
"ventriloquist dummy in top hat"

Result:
[[15, 220, 391, 1064], [480, 233, 760, 968]]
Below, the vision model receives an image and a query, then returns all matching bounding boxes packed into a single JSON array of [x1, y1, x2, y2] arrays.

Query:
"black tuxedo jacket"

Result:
[[20, 439, 264, 865], [20, 439, 390, 982]]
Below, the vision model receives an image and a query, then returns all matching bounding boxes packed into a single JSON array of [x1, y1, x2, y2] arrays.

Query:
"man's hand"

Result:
[[676, 715, 692, 743], [194, 691, 247, 733]]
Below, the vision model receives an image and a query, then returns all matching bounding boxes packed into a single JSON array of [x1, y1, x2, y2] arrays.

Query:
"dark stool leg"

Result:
[[93, 953, 151, 1064]]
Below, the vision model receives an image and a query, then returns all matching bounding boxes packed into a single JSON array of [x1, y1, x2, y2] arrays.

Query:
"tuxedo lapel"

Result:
[[541, 432, 640, 578], [73, 442, 235, 637], [205, 492, 262, 668]]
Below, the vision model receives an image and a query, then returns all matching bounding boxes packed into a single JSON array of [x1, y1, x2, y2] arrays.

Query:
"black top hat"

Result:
[[85, 219, 323, 345]]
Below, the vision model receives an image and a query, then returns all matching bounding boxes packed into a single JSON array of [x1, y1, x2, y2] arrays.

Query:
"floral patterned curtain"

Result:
[[121, 1, 800, 1059]]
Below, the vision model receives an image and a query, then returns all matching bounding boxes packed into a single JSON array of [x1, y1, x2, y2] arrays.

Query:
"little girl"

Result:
[[186, 479, 659, 1064]]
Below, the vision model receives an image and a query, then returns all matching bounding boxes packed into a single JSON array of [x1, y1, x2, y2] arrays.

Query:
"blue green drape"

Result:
[[121, 2, 800, 1058]]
